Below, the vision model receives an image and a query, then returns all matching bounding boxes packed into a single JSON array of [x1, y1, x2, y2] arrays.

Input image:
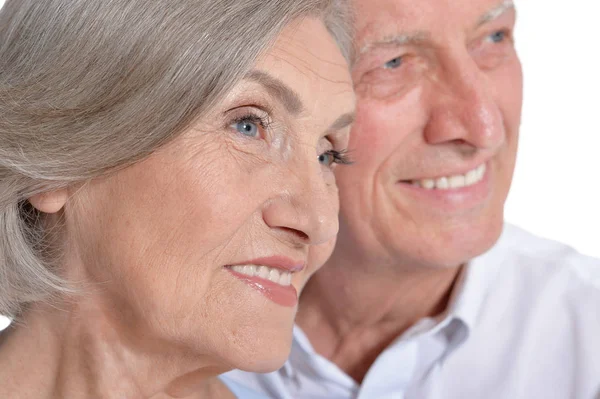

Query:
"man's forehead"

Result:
[[354, 0, 515, 53]]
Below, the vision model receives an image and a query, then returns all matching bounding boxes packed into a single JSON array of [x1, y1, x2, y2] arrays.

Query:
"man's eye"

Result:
[[487, 30, 507, 44], [384, 57, 403, 69]]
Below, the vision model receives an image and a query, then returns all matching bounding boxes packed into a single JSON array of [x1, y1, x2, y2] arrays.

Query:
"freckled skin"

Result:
[[0, 17, 354, 398]]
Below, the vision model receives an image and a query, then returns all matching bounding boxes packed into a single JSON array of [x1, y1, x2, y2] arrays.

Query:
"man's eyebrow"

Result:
[[477, 0, 515, 27], [245, 70, 304, 115], [358, 31, 430, 58], [328, 112, 355, 131], [358, 1, 515, 59]]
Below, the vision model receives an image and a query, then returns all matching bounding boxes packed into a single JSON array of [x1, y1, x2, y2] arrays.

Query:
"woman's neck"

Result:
[[0, 300, 230, 399]]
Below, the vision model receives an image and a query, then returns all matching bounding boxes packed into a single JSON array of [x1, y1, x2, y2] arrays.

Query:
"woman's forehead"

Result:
[[257, 18, 352, 92]]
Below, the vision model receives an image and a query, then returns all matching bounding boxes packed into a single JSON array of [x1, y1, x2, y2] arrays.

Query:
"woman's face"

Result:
[[64, 17, 354, 371]]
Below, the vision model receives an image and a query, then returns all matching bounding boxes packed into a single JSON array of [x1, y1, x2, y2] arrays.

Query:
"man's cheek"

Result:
[[349, 115, 388, 158], [307, 237, 337, 272]]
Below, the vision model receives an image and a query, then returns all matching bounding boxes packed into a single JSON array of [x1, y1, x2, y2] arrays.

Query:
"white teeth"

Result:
[[414, 164, 486, 190], [448, 175, 465, 189], [269, 268, 280, 282], [279, 272, 292, 286], [436, 176, 449, 189], [229, 264, 293, 287], [478, 164, 486, 178], [258, 266, 269, 279], [422, 179, 435, 189], [465, 168, 479, 185]]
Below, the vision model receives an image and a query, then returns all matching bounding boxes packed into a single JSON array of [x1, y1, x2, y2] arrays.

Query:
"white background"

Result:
[[506, 1, 600, 258], [0, 1, 599, 329]]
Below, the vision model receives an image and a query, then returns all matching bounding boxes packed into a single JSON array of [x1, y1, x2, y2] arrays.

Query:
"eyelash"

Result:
[[384, 56, 403, 69], [229, 112, 272, 133], [322, 148, 353, 166], [228, 110, 352, 167], [487, 29, 510, 43]]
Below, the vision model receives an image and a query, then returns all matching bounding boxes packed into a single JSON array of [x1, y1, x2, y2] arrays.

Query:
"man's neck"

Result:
[[296, 258, 462, 383]]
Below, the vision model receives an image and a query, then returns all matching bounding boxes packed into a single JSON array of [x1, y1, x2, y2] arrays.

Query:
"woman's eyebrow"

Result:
[[329, 112, 355, 131], [245, 70, 304, 115]]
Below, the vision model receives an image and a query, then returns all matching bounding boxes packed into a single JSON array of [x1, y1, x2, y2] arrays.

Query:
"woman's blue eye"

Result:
[[384, 57, 403, 69], [488, 31, 506, 43], [318, 152, 335, 167], [318, 150, 352, 167], [233, 120, 259, 137]]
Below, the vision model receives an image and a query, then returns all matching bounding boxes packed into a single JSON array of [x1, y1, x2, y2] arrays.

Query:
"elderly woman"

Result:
[[0, 0, 354, 397]]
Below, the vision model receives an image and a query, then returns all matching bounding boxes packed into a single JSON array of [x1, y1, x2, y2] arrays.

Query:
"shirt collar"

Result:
[[447, 224, 509, 331], [283, 325, 358, 386], [438, 224, 510, 351], [286, 224, 510, 373]]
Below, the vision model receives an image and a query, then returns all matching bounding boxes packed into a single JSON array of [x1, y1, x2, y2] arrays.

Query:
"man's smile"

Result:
[[402, 163, 487, 190]]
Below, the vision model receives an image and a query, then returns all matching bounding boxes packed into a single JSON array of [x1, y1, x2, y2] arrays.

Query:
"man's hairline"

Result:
[[356, 0, 516, 57]]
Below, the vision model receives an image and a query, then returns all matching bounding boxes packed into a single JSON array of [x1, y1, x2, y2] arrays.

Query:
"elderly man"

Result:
[[221, 0, 600, 397]]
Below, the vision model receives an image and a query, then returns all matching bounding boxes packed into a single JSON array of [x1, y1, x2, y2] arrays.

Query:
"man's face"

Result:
[[334, 0, 522, 270]]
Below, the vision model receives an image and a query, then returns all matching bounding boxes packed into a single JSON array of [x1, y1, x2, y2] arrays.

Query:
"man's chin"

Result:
[[426, 218, 505, 269]]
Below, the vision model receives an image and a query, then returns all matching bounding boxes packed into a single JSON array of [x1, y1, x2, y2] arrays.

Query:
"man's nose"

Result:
[[423, 51, 504, 150], [262, 164, 339, 247]]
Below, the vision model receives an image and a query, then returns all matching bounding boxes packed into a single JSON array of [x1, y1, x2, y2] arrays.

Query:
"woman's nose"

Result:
[[262, 165, 339, 247]]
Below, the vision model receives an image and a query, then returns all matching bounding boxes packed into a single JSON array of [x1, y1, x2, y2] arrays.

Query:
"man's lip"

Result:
[[393, 163, 492, 212], [227, 256, 305, 272], [399, 161, 489, 182]]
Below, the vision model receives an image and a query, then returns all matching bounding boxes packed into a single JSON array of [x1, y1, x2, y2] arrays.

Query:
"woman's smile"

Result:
[[226, 256, 305, 307]]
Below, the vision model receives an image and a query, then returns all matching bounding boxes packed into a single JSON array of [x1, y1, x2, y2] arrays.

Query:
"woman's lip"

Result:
[[227, 269, 298, 308], [231, 256, 305, 272]]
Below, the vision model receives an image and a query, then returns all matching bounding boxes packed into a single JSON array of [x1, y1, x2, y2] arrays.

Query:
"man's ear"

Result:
[[28, 189, 68, 214]]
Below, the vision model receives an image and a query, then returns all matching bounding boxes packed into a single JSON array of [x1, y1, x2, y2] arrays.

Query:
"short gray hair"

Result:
[[0, 0, 352, 317]]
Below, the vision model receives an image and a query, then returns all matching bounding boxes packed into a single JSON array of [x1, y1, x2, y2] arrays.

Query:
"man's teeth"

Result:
[[412, 164, 486, 190], [229, 265, 293, 286]]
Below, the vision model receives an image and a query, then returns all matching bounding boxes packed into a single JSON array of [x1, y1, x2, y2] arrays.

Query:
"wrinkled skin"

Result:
[[336, 0, 522, 272], [0, 17, 354, 398], [298, 0, 523, 383]]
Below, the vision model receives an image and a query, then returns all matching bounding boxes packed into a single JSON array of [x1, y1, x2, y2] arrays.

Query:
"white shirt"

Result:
[[221, 224, 600, 398]]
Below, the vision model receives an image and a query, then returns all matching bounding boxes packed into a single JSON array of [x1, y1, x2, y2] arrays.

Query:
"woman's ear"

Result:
[[28, 189, 69, 214]]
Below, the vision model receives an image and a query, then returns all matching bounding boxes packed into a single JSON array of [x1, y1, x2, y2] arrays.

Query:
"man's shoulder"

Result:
[[469, 223, 600, 328], [447, 225, 600, 398], [486, 223, 600, 293]]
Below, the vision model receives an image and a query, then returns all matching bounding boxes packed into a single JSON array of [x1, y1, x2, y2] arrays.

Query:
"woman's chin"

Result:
[[226, 332, 293, 374], [238, 349, 291, 374]]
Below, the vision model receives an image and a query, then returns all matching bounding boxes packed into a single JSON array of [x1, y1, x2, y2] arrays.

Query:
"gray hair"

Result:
[[0, 0, 353, 317]]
